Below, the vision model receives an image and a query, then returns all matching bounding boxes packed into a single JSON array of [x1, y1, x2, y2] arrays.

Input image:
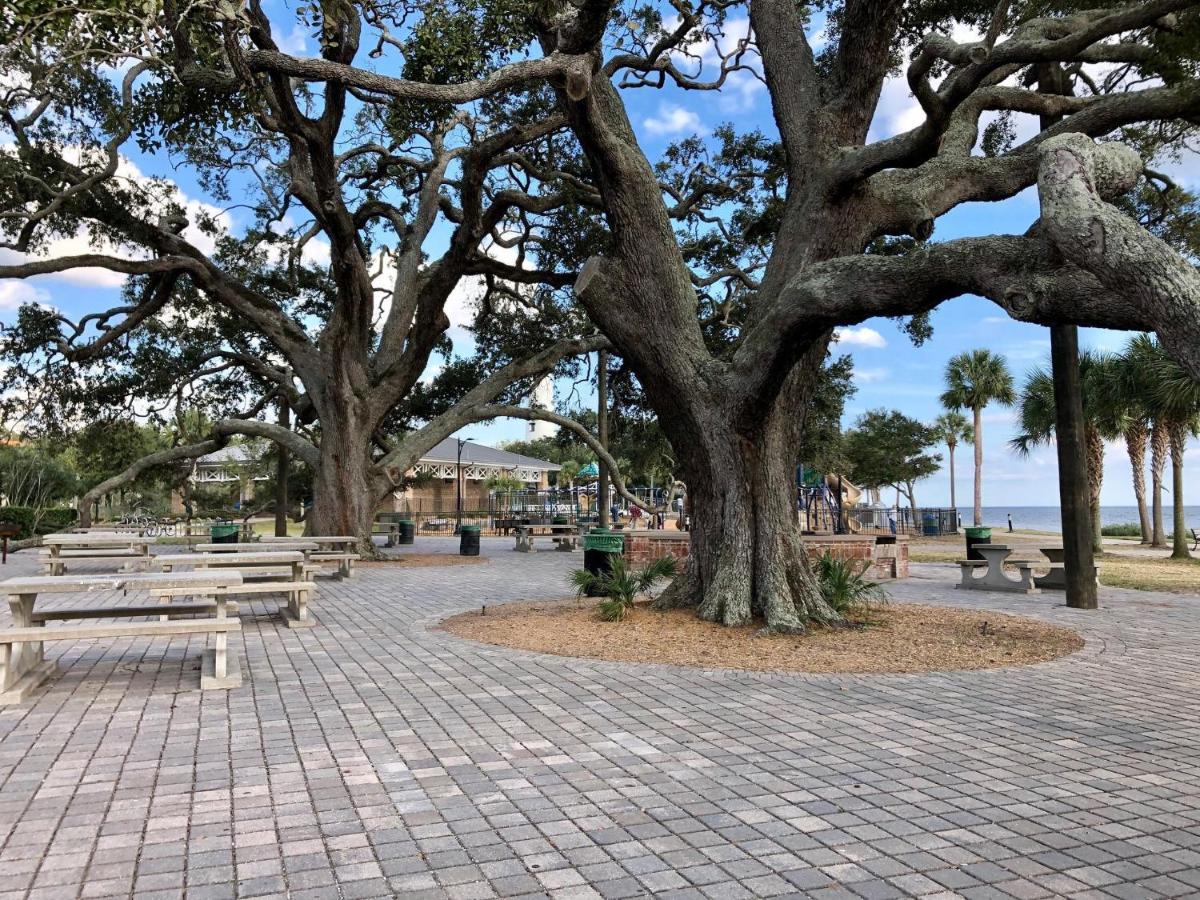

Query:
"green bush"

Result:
[[0, 506, 78, 540], [1100, 523, 1142, 537]]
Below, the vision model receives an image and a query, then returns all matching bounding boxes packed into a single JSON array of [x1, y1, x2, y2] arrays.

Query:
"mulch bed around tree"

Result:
[[360, 554, 488, 568], [439, 599, 1083, 674]]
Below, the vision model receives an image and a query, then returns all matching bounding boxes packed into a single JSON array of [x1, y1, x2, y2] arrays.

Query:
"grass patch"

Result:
[[1095, 553, 1200, 594]]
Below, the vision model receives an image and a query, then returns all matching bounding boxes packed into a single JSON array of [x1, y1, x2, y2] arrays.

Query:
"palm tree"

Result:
[[1123, 336, 1174, 547], [940, 350, 1016, 527], [1108, 347, 1154, 544], [1138, 338, 1200, 559], [1011, 352, 1123, 553], [932, 411, 974, 514]]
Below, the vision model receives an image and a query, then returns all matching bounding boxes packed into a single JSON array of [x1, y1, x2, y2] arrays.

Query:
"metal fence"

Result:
[[845, 506, 959, 536]]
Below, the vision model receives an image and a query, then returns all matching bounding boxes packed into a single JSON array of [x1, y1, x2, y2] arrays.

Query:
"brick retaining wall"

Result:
[[621, 532, 908, 579]]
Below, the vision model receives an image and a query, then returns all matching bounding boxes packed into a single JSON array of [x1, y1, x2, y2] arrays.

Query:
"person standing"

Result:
[[1007, 513, 1014, 533], [630, 503, 643, 529]]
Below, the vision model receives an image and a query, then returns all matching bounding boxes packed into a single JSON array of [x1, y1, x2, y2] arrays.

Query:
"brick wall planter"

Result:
[[622, 532, 908, 579]]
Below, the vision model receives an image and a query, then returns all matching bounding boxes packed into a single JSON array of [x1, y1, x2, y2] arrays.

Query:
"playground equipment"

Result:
[[797, 468, 863, 534]]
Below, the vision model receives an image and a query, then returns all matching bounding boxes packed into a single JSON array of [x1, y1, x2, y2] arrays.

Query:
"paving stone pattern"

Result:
[[1, 539, 1198, 899]]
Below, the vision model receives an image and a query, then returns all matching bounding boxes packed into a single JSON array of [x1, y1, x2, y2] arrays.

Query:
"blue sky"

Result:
[[2, 4, 1195, 507]]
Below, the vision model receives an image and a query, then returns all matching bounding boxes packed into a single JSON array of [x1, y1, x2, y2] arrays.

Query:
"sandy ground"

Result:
[[440, 597, 1083, 674]]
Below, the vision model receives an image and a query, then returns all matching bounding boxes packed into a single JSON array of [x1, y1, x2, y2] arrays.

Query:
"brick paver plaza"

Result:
[[1, 537, 1198, 899]]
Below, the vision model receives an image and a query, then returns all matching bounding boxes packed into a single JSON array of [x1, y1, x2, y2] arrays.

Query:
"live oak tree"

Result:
[[538, 0, 1200, 630], [0, 0, 608, 547]]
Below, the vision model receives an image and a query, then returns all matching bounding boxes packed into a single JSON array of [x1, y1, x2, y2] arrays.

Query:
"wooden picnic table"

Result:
[[259, 536, 360, 577], [155, 550, 309, 579], [40, 534, 157, 576], [194, 541, 319, 554], [956, 544, 1040, 594], [0, 570, 245, 705]]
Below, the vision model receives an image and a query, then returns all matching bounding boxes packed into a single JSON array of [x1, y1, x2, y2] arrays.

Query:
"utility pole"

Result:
[[597, 349, 610, 528], [1040, 64, 1097, 609], [275, 397, 289, 537]]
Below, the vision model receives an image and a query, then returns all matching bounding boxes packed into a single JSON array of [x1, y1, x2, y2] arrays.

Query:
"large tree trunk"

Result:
[[1151, 421, 1168, 547], [1125, 423, 1151, 544], [653, 369, 841, 633], [972, 407, 984, 526], [1168, 422, 1191, 560], [305, 399, 381, 556]]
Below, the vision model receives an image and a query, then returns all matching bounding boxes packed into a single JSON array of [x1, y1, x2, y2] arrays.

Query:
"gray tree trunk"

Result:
[[972, 407, 984, 526], [1125, 425, 1151, 544], [1169, 423, 1191, 560], [1151, 422, 1168, 547]]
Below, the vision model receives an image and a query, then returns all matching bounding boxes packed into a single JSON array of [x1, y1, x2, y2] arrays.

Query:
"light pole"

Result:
[[455, 437, 473, 534]]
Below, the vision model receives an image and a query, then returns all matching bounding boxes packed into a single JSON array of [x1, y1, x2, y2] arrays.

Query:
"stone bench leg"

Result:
[[514, 537, 535, 553], [283, 588, 314, 629], [957, 566, 979, 589], [1, 594, 55, 706], [201, 597, 240, 689]]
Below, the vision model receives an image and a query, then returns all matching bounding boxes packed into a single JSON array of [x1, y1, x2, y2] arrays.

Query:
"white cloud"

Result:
[[853, 367, 890, 384], [0, 281, 52, 311], [642, 103, 705, 137], [276, 23, 309, 55], [833, 326, 887, 348]]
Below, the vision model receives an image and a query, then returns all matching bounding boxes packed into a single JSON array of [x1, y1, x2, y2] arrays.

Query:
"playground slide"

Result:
[[824, 474, 862, 506], [824, 475, 863, 531]]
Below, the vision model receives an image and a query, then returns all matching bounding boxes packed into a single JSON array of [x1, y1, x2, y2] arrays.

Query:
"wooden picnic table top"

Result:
[[156, 551, 306, 566], [194, 541, 319, 553], [43, 534, 157, 546], [260, 535, 358, 545], [2, 571, 244, 594]]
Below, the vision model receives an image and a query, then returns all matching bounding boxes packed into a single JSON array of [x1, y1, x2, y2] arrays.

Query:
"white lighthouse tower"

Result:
[[526, 376, 558, 439]]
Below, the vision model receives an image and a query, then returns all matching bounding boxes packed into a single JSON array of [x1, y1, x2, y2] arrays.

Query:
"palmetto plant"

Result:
[[571, 555, 678, 621], [811, 553, 888, 617], [941, 350, 1016, 526]]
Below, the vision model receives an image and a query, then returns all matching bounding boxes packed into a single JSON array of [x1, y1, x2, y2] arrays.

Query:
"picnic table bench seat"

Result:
[[149, 580, 316, 628], [1, 572, 245, 704], [514, 524, 582, 553]]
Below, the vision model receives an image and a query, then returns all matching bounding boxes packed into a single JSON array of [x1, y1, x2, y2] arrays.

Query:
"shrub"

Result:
[[0, 506, 78, 540], [570, 555, 677, 621], [812, 552, 887, 616], [1100, 523, 1142, 537]]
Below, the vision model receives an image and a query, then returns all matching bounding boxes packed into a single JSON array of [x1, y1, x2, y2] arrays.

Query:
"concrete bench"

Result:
[[150, 581, 316, 629], [514, 525, 580, 553], [0, 617, 241, 702], [309, 551, 357, 578], [955, 557, 1040, 593], [39, 554, 154, 576]]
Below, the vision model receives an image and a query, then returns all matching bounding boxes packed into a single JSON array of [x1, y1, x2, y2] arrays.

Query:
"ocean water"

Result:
[[960, 506, 1200, 534]]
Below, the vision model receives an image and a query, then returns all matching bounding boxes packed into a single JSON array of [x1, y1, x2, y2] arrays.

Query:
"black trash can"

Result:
[[459, 524, 481, 556], [582, 528, 624, 597], [398, 520, 415, 545], [965, 526, 992, 561]]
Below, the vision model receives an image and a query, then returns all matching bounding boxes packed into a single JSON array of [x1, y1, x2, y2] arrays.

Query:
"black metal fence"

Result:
[[845, 506, 959, 536]]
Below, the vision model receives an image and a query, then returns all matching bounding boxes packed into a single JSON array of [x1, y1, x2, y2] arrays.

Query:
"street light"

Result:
[[455, 437, 474, 534]]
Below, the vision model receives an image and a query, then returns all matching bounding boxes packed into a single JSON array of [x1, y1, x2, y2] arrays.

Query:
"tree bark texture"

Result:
[[1125, 424, 1151, 544], [973, 406, 984, 526], [1168, 422, 1191, 559], [1151, 421, 1168, 547]]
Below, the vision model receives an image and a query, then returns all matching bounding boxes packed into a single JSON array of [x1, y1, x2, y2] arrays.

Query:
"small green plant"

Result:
[[570, 555, 678, 621], [812, 552, 887, 617]]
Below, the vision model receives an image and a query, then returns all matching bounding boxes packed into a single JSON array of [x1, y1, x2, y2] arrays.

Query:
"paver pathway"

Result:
[[1, 539, 1198, 899]]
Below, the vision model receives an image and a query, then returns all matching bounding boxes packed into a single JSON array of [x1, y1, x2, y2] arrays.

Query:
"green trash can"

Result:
[[210, 523, 239, 544], [459, 524, 481, 556], [582, 528, 624, 596], [965, 526, 992, 561], [922, 513, 939, 536], [398, 520, 415, 545]]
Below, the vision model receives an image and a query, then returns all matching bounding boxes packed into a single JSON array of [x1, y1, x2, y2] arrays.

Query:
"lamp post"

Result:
[[455, 437, 473, 534]]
